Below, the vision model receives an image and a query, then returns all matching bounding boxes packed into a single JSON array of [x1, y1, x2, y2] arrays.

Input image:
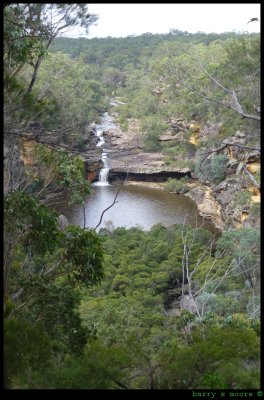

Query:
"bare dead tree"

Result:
[[179, 218, 259, 320], [93, 174, 128, 231], [180, 214, 216, 318]]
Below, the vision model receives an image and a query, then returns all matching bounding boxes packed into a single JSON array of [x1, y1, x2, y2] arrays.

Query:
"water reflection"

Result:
[[54, 183, 218, 235]]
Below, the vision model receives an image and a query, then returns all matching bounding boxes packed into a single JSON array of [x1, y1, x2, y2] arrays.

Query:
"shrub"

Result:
[[195, 153, 228, 184], [232, 190, 251, 208], [209, 155, 229, 184], [249, 202, 260, 218], [165, 177, 190, 194]]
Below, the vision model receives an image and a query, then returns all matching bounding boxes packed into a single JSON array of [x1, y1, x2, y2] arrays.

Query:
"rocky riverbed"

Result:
[[84, 99, 260, 232]]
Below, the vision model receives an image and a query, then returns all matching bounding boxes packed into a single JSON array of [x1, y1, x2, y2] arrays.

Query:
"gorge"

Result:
[[56, 108, 218, 235], [4, 12, 260, 388]]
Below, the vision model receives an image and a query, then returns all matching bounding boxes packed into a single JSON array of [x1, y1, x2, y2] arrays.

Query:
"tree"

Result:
[[156, 38, 260, 121], [178, 221, 260, 320], [4, 188, 104, 387], [158, 324, 260, 389], [4, 4, 101, 201], [4, 318, 52, 387], [4, 4, 99, 164], [4, 191, 104, 313], [216, 228, 260, 312], [4, 4, 98, 93], [24, 144, 91, 204], [195, 153, 229, 184]]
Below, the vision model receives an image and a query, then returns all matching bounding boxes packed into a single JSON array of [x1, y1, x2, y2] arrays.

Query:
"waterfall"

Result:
[[94, 125, 110, 186], [92, 111, 117, 186], [96, 152, 110, 186], [96, 129, 105, 147], [98, 166, 110, 185]]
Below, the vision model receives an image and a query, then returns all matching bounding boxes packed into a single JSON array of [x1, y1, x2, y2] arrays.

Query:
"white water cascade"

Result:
[[93, 122, 110, 186], [97, 152, 110, 186]]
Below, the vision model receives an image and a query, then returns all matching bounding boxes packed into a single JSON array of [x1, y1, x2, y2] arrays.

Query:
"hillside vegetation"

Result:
[[4, 4, 260, 389]]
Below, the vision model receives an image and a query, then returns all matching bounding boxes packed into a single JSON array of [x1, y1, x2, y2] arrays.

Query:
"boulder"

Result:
[[246, 162, 260, 174], [58, 215, 70, 231], [212, 180, 229, 193], [246, 150, 260, 163], [235, 130, 246, 138], [87, 171, 97, 182], [198, 197, 220, 218], [186, 185, 224, 231]]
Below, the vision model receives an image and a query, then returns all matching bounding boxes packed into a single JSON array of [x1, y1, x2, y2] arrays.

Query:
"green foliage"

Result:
[[159, 324, 260, 389], [141, 116, 166, 152], [4, 188, 105, 386], [249, 202, 260, 218], [4, 24, 260, 389], [4, 221, 260, 388], [24, 339, 131, 389], [232, 190, 252, 208], [4, 5, 100, 139], [165, 177, 190, 193], [195, 153, 228, 184], [216, 227, 260, 261], [33, 53, 107, 130], [4, 191, 60, 255], [4, 318, 52, 387], [4, 5, 48, 71], [216, 228, 260, 293], [4, 4, 97, 72], [31, 144, 91, 204], [254, 170, 260, 185], [4, 190, 104, 302], [29, 280, 89, 355], [63, 226, 104, 286], [210, 154, 229, 184], [117, 114, 129, 131]]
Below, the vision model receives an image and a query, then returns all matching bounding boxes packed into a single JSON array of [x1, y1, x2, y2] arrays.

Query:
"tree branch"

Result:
[[93, 174, 128, 230], [198, 60, 232, 94], [242, 165, 260, 189], [169, 61, 261, 121], [180, 75, 260, 121], [112, 379, 129, 389]]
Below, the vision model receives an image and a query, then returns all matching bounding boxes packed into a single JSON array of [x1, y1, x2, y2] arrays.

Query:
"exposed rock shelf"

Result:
[[109, 170, 191, 183], [108, 151, 192, 176]]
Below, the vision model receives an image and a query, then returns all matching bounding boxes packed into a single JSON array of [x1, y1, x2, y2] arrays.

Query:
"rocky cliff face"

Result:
[[83, 159, 103, 182], [185, 184, 225, 231]]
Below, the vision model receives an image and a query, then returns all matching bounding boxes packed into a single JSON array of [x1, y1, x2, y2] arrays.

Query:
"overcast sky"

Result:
[[63, 3, 260, 38]]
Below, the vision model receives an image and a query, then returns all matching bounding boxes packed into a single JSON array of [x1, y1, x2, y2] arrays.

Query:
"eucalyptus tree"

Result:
[[4, 3, 98, 148], [4, 4, 97, 90]]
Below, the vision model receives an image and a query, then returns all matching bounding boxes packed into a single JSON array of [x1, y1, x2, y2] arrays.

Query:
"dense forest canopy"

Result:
[[4, 3, 260, 390]]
